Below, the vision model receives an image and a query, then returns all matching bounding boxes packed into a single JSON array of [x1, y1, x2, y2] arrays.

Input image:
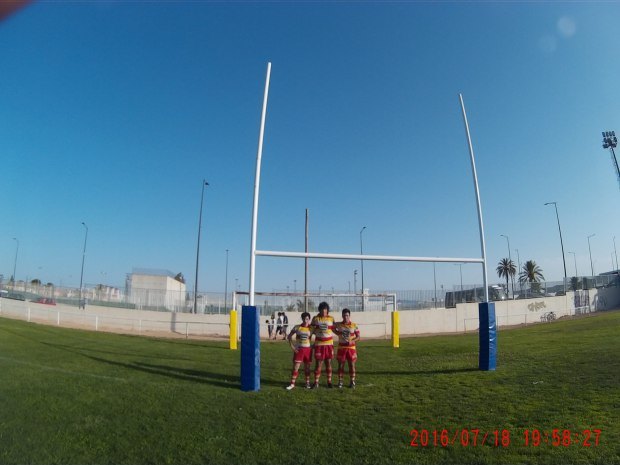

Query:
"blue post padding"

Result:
[[241, 305, 260, 391], [478, 302, 497, 371]]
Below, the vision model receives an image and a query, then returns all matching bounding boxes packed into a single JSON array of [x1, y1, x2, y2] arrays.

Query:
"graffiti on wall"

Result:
[[527, 301, 546, 312]]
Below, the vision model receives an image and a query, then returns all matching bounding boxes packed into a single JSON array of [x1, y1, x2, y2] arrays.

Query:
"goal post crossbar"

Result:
[[255, 250, 484, 264]]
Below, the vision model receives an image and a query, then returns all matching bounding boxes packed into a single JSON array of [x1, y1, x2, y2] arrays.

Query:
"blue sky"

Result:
[[1, 1, 619, 293]]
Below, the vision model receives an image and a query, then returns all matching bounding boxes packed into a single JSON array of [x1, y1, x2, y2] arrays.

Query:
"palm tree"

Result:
[[496, 258, 516, 298], [519, 260, 545, 295]]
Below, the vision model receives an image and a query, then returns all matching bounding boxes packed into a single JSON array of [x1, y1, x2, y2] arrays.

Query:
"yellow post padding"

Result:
[[229, 310, 238, 350], [391, 311, 400, 348]]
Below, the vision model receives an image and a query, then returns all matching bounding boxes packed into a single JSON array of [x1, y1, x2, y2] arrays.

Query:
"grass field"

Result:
[[0, 311, 619, 465]]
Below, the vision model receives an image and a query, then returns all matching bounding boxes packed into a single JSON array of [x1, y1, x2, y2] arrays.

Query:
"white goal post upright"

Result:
[[242, 62, 494, 391], [249, 62, 271, 307], [459, 93, 489, 302]]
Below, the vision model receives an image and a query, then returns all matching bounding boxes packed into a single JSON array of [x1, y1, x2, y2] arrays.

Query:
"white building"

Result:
[[128, 269, 187, 312]]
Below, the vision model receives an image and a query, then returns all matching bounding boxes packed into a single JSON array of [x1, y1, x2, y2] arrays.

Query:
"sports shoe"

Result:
[[305, 382, 312, 389], [327, 382, 333, 389], [349, 381, 356, 389], [312, 382, 319, 389], [338, 382, 343, 389], [285, 384, 295, 391]]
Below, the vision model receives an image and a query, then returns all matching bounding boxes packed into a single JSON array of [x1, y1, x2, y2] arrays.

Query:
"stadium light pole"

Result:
[[614, 236, 618, 271], [433, 262, 437, 309], [304, 208, 309, 312], [78, 222, 88, 309], [587, 234, 596, 276], [499, 234, 515, 299], [601, 131, 620, 188], [568, 251, 578, 277], [359, 226, 366, 311], [353, 270, 358, 311], [12, 237, 19, 289], [194, 180, 209, 314], [224, 249, 229, 311], [544, 202, 567, 294]]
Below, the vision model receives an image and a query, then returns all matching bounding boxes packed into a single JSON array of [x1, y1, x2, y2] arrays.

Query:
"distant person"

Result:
[[276, 312, 283, 338], [281, 312, 289, 340], [266, 319, 274, 340], [285, 312, 313, 390], [310, 302, 335, 388], [333, 308, 361, 389], [270, 313, 276, 339]]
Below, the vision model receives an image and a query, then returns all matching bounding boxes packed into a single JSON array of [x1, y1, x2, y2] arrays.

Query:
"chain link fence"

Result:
[[1, 273, 617, 314]]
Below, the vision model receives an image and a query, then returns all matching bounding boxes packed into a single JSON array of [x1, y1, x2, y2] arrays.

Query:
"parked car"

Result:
[[33, 297, 56, 305]]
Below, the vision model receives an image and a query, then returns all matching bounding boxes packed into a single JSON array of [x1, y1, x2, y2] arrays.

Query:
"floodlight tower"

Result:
[[602, 131, 620, 190]]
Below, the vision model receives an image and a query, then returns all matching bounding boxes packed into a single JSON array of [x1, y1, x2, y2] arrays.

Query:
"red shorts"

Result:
[[293, 347, 312, 364], [313, 345, 334, 361], [337, 348, 357, 363]]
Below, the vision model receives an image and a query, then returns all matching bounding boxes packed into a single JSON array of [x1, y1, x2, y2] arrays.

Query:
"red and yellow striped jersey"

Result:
[[291, 324, 312, 348], [334, 321, 360, 348], [311, 315, 335, 346]]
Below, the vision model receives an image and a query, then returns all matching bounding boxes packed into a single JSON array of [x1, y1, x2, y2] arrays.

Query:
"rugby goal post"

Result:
[[240, 63, 495, 392]]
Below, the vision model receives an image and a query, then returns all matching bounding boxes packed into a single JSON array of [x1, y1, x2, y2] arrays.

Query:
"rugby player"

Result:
[[285, 312, 313, 390], [333, 308, 361, 389]]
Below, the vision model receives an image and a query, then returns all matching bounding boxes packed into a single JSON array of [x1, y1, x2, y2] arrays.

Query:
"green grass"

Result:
[[0, 311, 619, 465]]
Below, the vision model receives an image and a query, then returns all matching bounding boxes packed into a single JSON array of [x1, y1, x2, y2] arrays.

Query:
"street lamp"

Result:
[[568, 252, 578, 277], [500, 234, 515, 299], [11, 237, 19, 289], [433, 262, 437, 309], [79, 222, 88, 309], [454, 263, 464, 303], [544, 202, 567, 293], [515, 248, 522, 295], [353, 270, 358, 310], [194, 180, 209, 314], [601, 131, 620, 187], [359, 226, 366, 311], [587, 234, 596, 277], [224, 249, 229, 312]]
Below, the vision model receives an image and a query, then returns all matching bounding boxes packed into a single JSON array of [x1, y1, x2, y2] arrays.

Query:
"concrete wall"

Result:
[[1, 285, 619, 340], [129, 274, 186, 311]]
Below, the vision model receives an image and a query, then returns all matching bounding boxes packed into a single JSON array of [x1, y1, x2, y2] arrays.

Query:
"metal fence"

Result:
[[1, 273, 617, 314], [232, 292, 397, 316]]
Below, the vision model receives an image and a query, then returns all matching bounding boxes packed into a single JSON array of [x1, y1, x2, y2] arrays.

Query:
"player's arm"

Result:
[[287, 327, 298, 352], [309, 325, 316, 346], [332, 322, 341, 336]]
